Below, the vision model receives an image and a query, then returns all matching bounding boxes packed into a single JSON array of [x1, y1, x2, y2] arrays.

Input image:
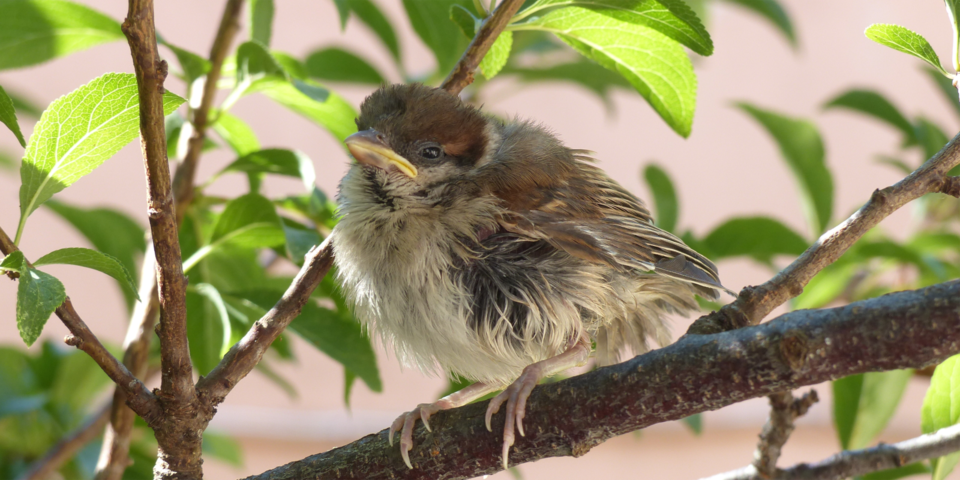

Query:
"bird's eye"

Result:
[[420, 146, 442, 160]]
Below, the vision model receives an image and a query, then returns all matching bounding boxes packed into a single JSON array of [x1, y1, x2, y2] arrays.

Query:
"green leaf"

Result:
[[271, 51, 309, 81], [450, 4, 478, 39], [720, 0, 795, 45], [159, 38, 211, 82], [824, 89, 915, 144], [861, 462, 930, 480], [212, 112, 260, 156], [1, 251, 26, 274], [202, 432, 243, 467], [5, 88, 43, 118], [914, 117, 950, 161], [304, 47, 385, 85], [517, 7, 697, 137], [0, 0, 124, 70], [281, 218, 321, 264], [34, 247, 139, 301], [183, 194, 285, 273], [736, 103, 833, 234], [703, 216, 808, 263], [642, 164, 678, 233], [403, 0, 471, 73], [288, 303, 381, 392], [874, 155, 914, 175], [219, 149, 316, 191], [17, 268, 65, 346], [502, 59, 631, 108], [923, 354, 960, 480], [343, 368, 357, 407], [17, 73, 184, 244], [792, 261, 858, 309], [348, 0, 402, 63], [248, 77, 357, 142], [923, 67, 960, 120], [833, 370, 912, 450], [864, 24, 949, 77], [250, 0, 274, 47], [680, 413, 702, 435], [236, 41, 285, 85], [186, 286, 231, 376], [0, 84, 25, 147], [520, 0, 714, 56], [480, 31, 512, 79], [45, 200, 145, 306], [333, 0, 350, 29]]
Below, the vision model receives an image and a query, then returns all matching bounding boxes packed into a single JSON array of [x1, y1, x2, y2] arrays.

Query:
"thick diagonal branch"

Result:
[[706, 422, 960, 480], [688, 134, 960, 335], [242, 280, 960, 480]]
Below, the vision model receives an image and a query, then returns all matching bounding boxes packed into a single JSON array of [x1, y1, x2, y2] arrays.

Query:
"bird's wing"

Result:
[[495, 157, 731, 296]]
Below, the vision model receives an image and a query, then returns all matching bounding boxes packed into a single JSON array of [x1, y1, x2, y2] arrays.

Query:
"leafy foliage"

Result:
[[865, 24, 949, 76]]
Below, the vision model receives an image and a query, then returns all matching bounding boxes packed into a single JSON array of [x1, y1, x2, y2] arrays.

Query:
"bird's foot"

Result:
[[389, 400, 451, 469], [485, 363, 545, 470]]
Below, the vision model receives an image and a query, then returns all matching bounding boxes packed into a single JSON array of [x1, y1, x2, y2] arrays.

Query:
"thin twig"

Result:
[[170, 0, 245, 215], [705, 422, 960, 480], [242, 280, 960, 480], [687, 134, 960, 335], [441, 0, 526, 95], [16, 403, 112, 480], [753, 390, 819, 478], [0, 225, 162, 422], [197, 237, 335, 405]]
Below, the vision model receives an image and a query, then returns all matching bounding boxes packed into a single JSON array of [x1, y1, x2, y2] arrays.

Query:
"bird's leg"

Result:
[[485, 333, 592, 469], [389, 381, 500, 469]]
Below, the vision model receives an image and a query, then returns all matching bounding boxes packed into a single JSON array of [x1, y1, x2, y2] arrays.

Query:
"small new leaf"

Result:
[[17, 268, 65, 346], [480, 31, 512, 79], [34, 247, 139, 301], [864, 24, 950, 77]]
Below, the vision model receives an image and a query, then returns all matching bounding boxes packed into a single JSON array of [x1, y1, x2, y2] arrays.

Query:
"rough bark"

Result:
[[752, 390, 819, 478], [242, 280, 960, 480]]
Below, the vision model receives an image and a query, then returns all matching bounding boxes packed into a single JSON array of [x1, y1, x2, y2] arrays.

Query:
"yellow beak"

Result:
[[344, 130, 418, 178]]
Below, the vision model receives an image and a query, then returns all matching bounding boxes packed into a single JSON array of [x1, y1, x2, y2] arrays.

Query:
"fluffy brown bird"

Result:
[[333, 83, 731, 469]]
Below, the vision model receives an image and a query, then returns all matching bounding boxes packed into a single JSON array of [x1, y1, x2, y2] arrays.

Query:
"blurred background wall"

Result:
[[0, 0, 956, 478]]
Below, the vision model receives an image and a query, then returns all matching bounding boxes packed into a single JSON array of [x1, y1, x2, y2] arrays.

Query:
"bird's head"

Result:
[[344, 84, 497, 193]]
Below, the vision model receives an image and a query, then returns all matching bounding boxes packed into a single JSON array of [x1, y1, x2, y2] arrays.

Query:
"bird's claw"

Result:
[[388, 403, 444, 469], [484, 365, 543, 470]]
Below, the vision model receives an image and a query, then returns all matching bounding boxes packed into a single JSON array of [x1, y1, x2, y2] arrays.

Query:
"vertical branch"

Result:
[[441, 0, 525, 95], [170, 0, 244, 214], [752, 390, 819, 478]]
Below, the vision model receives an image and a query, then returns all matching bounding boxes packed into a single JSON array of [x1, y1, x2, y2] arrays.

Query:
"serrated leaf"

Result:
[[0, 84, 25, 147], [247, 77, 357, 142], [736, 103, 833, 234], [17, 268, 65, 346], [34, 247, 139, 301], [17, 73, 184, 243], [403, 0, 471, 73], [703, 216, 808, 263], [480, 31, 512, 79], [922, 354, 960, 480], [219, 149, 316, 191], [642, 164, 678, 233], [824, 89, 915, 144], [250, 0, 274, 47], [833, 370, 912, 450], [721, 0, 795, 45], [304, 47, 385, 85], [865, 24, 949, 77], [349, 0, 402, 63], [212, 112, 260, 156], [0, 0, 124, 70], [1, 251, 26, 274], [521, 0, 713, 56], [517, 7, 697, 137]]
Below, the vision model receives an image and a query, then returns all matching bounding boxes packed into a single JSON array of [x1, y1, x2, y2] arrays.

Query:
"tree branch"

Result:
[[753, 390, 819, 478], [0, 225, 162, 423], [16, 403, 112, 480], [242, 280, 960, 480], [688, 134, 960, 335], [197, 237, 335, 405], [706, 423, 960, 480], [170, 0, 245, 214], [441, 0, 525, 95]]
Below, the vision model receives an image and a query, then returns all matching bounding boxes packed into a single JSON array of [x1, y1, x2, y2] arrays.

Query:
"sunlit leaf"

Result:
[[0, 251, 26, 274], [0, 0, 124, 70], [642, 164, 678, 233], [517, 7, 697, 137], [305, 47, 385, 85], [721, 0, 795, 45], [864, 24, 949, 77], [737, 103, 833, 234], [34, 247, 139, 301], [17, 268, 65, 346], [480, 31, 512, 79], [0, 84, 25, 147], [703, 216, 808, 263], [922, 355, 960, 480], [17, 73, 184, 243]]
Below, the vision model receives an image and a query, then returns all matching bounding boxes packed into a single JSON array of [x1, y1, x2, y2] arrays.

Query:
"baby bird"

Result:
[[333, 84, 730, 470]]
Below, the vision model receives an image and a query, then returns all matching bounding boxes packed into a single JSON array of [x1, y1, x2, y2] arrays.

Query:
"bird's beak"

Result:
[[345, 130, 418, 178]]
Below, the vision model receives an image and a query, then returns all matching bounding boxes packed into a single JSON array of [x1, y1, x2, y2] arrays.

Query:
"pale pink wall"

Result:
[[0, 1, 956, 478]]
